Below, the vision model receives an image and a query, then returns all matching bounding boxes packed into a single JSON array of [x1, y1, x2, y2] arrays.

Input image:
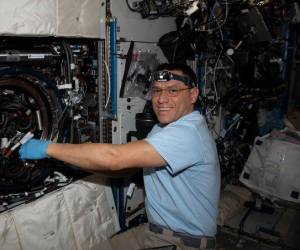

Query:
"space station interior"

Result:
[[0, 1, 300, 250]]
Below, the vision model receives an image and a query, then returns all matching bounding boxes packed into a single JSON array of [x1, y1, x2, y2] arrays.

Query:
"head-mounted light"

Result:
[[150, 70, 196, 87]]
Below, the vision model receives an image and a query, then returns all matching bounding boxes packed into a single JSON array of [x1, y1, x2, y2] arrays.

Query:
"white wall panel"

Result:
[[57, 0, 106, 38], [0, 0, 106, 38], [111, 1, 176, 42], [0, 0, 56, 36]]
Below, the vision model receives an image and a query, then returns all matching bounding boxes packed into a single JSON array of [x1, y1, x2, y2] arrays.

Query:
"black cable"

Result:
[[124, 196, 128, 219], [61, 42, 73, 84], [61, 42, 71, 83], [120, 41, 135, 97], [69, 108, 74, 143], [239, 205, 253, 234], [126, 0, 138, 12]]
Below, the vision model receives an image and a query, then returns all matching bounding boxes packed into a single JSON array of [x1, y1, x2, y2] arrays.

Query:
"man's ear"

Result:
[[190, 87, 199, 104]]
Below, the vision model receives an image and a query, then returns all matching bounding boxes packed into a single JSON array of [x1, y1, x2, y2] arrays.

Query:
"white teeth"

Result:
[[158, 108, 171, 111]]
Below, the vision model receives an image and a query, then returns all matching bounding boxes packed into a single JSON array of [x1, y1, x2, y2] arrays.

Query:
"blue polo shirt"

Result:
[[144, 111, 220, 236]]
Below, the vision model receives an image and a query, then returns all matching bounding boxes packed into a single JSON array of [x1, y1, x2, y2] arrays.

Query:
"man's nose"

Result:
[[157, 89, 169, 102]]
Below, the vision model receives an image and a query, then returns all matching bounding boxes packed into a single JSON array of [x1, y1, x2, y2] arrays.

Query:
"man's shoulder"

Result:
[[170, 111, 204, 129], [148, 111, 205, 137]]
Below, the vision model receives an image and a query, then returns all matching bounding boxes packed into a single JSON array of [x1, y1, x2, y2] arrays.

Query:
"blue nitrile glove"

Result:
[[19, 139, 51, 160]]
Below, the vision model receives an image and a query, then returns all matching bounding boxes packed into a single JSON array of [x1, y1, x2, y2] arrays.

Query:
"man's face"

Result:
[[151, 70, 199, 125]]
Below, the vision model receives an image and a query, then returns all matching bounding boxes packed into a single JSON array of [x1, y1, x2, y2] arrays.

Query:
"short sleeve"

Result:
[[145, 123, 203, 175]]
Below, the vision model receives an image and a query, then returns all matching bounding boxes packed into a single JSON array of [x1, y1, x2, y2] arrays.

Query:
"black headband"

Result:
[[150, 70, 196, 87]]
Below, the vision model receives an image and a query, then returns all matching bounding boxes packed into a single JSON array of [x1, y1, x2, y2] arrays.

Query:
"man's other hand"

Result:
[[19, 139, 51, 160]]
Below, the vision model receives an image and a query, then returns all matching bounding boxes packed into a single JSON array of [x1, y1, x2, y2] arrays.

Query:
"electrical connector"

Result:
[[126, 183, 136, 199]]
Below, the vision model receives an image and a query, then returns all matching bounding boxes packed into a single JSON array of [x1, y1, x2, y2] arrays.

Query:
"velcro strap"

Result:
[[149, 223, 216, 249]]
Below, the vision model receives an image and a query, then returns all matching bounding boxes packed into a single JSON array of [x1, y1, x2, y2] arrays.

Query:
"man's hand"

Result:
[[19, 139, 51, 160]]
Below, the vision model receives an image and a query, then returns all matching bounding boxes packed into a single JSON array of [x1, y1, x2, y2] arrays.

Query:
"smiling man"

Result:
[[19, 63, 220, 250], [150, 68, 198, 125]]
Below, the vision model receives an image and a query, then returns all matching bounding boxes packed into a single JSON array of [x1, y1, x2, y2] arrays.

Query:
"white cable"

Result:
[[199, 0, 228, 33], [212, 49, 223, 102], [206, 103, 217, 116], [103, 59, 111, 110], [210, 4, 224, 40]]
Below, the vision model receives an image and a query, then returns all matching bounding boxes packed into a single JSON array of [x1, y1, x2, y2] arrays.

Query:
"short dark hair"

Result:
[[155, 63, 198, 87]]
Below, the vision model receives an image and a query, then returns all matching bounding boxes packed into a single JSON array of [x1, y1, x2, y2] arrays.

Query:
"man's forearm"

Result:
[[47, 143, 120, 171]]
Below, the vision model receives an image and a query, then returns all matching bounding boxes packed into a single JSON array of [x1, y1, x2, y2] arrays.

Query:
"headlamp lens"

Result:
[[152, 71, 171, 82]]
